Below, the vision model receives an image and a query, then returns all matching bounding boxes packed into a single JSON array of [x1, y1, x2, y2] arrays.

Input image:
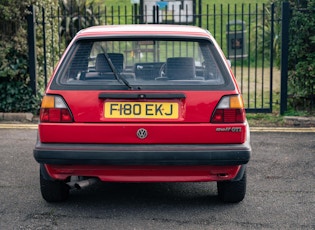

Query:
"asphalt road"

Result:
[[0, 128, 314, 229]]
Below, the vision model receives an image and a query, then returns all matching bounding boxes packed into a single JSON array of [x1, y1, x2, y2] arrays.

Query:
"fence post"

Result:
[[41, 7, 48, 88], [280, 2, 290, 115], [198, 0, 202, 27], [27, 5, 37, 95], [269, 3, 275, 113]]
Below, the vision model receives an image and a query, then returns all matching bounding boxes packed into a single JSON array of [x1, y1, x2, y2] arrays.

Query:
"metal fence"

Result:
[[29, 2, 282, 113]]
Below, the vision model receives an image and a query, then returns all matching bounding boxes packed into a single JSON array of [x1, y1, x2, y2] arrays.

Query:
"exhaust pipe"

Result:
[[67, 178, 98, 190], [74, 178, 98, 190], [67, 181, 77, 189]]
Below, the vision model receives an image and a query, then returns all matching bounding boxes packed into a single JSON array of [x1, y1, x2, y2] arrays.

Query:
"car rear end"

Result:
[[34, 25, 251, 203]]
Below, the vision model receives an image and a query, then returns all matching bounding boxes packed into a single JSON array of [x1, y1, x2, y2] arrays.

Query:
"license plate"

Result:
[[104, 102, 179, 119]]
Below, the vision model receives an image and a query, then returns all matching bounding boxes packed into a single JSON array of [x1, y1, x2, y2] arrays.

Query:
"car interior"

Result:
[[63, 40, 225, 86]]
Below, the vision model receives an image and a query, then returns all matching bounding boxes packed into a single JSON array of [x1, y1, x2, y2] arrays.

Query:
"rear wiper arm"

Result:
[[102, 51, 133, 90]]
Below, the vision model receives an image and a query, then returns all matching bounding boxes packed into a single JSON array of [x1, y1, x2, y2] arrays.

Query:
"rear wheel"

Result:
[[217, 169, 246, 203], [40, 167, 69, 202]]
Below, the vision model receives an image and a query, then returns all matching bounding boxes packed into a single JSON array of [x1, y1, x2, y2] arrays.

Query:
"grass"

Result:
[[89, 0, 273, 63], [91, 0, 269, 6], [246, 113, 285, 127], [231, 66, 280, 110], [284, 108, 315, 117]]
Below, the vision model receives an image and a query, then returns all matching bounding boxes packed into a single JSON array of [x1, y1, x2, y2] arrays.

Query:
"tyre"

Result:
[[40, 167, 69, 202], [217, 169, 246, 203]]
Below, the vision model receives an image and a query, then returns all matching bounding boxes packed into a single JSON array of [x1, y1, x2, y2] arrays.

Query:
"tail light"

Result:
[[211, 95, 245, 123], [40, 95, 73, 123]]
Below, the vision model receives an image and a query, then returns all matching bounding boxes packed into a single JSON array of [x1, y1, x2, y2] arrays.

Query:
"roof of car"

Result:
[[76, 24, 212, 38]]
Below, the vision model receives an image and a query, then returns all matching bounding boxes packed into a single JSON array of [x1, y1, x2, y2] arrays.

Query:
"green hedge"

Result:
[[0, 0, 58, 114], [287, 0, 315, 111]]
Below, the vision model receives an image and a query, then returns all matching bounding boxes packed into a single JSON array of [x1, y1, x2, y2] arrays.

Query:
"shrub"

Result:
[[0, 0, 58, 114], [287, 0, 315, 111], [0, 82, 40, 113]]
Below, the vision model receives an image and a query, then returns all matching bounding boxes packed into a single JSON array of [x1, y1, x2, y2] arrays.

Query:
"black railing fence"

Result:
[[28, 2, 290, 113]]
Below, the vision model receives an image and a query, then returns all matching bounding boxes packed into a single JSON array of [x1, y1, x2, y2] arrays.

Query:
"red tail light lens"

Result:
[[211, 95, 246, 123], [40, 95, 73, 123]]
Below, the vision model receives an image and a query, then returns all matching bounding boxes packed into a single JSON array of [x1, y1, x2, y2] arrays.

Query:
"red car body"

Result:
[[34, 25, 251, 203]]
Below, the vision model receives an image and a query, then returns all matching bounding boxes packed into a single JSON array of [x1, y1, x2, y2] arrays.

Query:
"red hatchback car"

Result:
[[34, 24, 251, 203]]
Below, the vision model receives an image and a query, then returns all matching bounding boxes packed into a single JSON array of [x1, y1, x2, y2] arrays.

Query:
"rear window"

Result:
[[51, 38, 233, 90]]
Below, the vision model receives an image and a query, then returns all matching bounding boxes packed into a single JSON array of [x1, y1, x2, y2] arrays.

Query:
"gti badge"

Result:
[[137, 128, 148, 139]]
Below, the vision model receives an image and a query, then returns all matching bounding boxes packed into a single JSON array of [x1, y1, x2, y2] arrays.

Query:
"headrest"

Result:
[[166, 57, 195, 80], [108, 53, 124, 72], [95, 54, 111, 72]]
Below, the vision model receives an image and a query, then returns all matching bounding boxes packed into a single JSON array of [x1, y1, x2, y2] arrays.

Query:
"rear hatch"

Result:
[[38, 31, 247, 144]]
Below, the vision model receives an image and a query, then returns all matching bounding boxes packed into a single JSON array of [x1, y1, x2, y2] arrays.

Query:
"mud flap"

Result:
[[40, 164, 54, 181], [231, 164, 246, 181]]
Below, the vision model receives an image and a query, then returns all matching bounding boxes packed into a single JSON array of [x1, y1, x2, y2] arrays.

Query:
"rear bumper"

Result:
[[34, 141, 251, 166]]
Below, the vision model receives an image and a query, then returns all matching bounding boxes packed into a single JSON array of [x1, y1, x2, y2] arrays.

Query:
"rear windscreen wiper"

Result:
[[101, 50, 133, 90]]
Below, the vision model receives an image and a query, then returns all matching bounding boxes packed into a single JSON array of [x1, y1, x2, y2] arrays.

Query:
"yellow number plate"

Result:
[[104, 102, 179, 119]]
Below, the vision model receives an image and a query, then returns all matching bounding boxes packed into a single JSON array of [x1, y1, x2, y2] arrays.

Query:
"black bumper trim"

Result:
[[34, 141, 251, 166]]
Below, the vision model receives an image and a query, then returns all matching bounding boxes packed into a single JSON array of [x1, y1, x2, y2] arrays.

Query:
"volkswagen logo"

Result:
[[137, 128, 148, 139]]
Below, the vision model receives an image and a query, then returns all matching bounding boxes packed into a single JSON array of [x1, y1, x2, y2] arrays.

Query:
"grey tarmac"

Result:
[[0, 127, 314, 229]]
